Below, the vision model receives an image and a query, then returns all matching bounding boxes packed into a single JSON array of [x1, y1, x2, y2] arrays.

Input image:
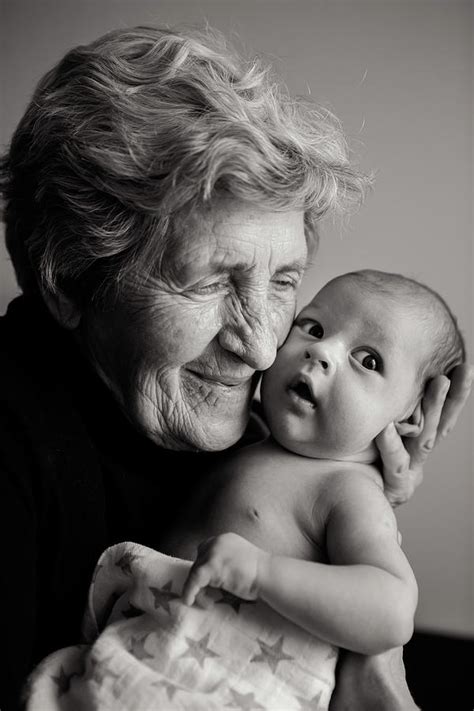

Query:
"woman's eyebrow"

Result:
[[207, 258, 308, 275]]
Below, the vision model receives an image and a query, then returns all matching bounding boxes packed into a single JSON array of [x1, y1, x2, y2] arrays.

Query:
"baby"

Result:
[[166, 268, 465, 655]]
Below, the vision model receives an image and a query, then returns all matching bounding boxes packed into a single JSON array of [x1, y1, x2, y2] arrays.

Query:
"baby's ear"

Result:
[[395, 402, 424, 437]]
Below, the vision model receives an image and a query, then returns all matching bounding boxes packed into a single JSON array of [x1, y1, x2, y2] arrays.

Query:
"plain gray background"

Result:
[[1, 0, 472, 637]]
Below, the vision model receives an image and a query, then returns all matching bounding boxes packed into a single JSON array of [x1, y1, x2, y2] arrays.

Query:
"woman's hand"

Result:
[[182, 532, 268, 606], [375, 365, 473, 506]]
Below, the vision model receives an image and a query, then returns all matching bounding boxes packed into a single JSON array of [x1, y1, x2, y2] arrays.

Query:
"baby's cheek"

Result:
[[322, 404, 373, 454]]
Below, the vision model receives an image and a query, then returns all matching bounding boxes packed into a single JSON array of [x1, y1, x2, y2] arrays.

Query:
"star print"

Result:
[[208, 679, 225, 694], [52, 666, 74, 696], [215, 590, 256, 613], [152, 679, 182, 700], [180, 632, 219, 668], [115, 550, 141, 575], [250, 635, 294, 673], [149, 580, 179, 613], [130, 633, 155, 660], [122, 602, 144, 619], [225, 688, 266, 709], [295, 690, 323, 710], [73, 654, 87, 680], [81, 655, 121, 686]]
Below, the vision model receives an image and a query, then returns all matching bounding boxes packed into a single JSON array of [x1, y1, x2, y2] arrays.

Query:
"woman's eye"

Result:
[[272, 277, 298, 291], [194, 281, 228, 295], [300, 320, 324, 339], [353, 350, 382, 372]]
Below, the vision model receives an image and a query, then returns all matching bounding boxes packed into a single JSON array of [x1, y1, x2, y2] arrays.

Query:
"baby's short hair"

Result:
[[343, 269, 465, 387]]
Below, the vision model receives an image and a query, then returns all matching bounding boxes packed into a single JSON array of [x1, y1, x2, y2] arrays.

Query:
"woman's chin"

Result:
[[143, 408, 249, 452], [189, 418, 249, 452]]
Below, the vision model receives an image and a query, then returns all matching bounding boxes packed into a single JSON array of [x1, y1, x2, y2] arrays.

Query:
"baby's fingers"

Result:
[[182, 564, 212, 606], [406, 376, 449, 469], [375, 423, 419, 506], [436, 364, 473, 442], [376, 423, 410, 480]]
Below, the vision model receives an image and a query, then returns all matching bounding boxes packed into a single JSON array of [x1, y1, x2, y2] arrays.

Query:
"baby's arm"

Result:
[[183, 471, 417, 655], [256, 471, 418, 654]]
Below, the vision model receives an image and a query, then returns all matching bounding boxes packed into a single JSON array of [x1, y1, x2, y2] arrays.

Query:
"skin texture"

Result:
[[261, 275, 429, 462], [78, 198, 308, 451]]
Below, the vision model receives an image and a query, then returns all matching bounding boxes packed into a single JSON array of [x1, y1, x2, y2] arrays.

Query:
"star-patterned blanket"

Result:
[[24, 542, 337, 710]]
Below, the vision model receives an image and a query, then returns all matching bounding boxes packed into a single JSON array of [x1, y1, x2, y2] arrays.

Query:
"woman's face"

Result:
[[82, 198, 307, 451]]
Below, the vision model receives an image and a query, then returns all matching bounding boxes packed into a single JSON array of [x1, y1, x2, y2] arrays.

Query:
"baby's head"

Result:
[[261, 269, 465, 462]]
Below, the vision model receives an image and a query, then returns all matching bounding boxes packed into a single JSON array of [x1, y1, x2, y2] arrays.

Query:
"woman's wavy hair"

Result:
[[1, 25, 371, 305]]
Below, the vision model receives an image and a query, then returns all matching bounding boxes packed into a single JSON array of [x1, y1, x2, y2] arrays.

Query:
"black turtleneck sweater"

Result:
[[0, 295, 263, 710]]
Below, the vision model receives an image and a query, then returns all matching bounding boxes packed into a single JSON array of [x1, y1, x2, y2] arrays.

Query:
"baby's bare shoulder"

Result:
[[320, 462, 386, 511], [215, 438, 278, 474], [328, 461, 383, 488]]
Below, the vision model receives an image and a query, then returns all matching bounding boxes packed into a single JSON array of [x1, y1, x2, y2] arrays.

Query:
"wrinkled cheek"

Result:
[[182, 305, 222, 361], [194, 302, 222, 335], [148, 306, 221, 367]]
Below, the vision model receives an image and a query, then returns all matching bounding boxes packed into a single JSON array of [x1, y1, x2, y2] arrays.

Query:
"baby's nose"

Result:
[[304, 350, 329, 369]]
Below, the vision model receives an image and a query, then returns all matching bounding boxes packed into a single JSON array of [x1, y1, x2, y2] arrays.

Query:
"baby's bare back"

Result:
[[162, 438, 356, 563]]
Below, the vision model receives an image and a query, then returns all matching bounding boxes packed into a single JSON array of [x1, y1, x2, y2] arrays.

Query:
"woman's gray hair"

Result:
[[1, 25, 371, 304]]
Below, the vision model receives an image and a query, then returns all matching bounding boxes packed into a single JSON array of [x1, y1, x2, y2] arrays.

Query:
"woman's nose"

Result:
[[218, 297, 279, 371]]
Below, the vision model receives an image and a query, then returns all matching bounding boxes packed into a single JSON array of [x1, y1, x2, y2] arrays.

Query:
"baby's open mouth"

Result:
[[289, 379, 316, 408]]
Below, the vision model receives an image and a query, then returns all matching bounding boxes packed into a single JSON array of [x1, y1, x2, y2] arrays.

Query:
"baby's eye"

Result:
[[300, 320, 324, 339], [353, 349, 382, 372]]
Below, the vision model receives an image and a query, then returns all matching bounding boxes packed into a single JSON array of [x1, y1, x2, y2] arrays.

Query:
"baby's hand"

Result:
[[182, 532, 268, 606]]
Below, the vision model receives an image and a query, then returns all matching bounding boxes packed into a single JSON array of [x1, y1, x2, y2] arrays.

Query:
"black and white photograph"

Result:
[[1, 2, 472, 710]]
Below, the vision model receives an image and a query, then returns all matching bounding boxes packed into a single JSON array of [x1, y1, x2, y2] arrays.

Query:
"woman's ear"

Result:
[[40, 288, 81, 330], [395, 402, 424, 437]]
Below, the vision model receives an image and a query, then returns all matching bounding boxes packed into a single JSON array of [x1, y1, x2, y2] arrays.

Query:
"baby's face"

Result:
[[261, 276, 430, 461]]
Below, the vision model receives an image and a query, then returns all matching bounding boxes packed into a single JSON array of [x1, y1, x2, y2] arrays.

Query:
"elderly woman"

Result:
[[0, 25, 470, 711]]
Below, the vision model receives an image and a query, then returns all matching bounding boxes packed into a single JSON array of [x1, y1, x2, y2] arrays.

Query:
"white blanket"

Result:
[[25, 542, 337, 710]]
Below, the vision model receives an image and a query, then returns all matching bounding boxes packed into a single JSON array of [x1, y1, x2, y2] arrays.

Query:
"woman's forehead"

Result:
[[164, 200, 307, 273]]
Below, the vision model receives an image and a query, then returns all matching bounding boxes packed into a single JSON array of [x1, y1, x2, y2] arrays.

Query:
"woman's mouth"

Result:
[[186, 368, 252, 389]]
